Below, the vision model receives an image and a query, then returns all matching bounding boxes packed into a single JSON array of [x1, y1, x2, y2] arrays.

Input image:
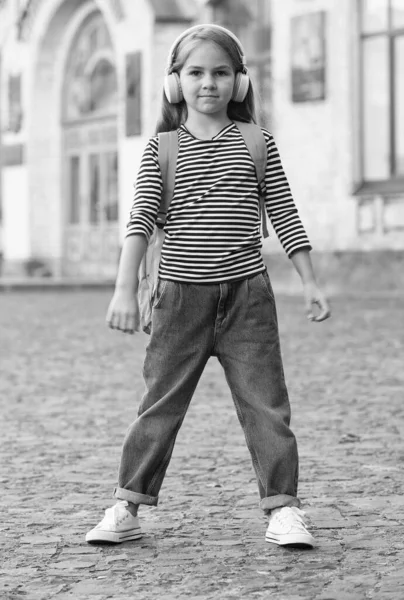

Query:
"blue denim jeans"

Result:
[[114, 270, 300, 513]]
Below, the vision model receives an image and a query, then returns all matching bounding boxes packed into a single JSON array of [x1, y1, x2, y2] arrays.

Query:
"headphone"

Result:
[[163, 24, 250, 104]]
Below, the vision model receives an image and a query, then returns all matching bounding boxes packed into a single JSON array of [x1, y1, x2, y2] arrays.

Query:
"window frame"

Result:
[[356, 0, 404, 194]]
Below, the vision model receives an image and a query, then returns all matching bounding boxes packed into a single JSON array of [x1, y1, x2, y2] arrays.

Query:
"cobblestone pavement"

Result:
[[1, 289, 403, 600]]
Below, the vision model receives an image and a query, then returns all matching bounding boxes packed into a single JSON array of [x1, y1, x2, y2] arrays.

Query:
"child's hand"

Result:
[[303, 282, 331, 323], [106, 289, 140, 334]]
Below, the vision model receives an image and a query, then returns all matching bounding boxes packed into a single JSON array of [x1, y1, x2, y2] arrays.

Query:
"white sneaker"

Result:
[[265, 506, 314, 548], [86, 501, 142, 544]]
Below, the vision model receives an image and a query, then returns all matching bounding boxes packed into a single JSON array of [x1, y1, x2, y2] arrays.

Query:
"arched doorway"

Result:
[[62, 12, 119, 277]]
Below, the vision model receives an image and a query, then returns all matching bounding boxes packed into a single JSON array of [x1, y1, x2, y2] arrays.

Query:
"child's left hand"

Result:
[[303, 282, 331, 322]]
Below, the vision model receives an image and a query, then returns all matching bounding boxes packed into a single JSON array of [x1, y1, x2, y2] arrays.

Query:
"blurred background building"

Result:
[[0, 0, 403, 279]]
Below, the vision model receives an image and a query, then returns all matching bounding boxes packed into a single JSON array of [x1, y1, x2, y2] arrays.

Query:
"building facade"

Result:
[[0, 0, 403, 278], [0, 0, 203, 277], [266, 0, 404, 257]]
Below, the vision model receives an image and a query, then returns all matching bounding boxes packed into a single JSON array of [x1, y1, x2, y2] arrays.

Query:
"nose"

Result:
[[201, 73, 216, 89]]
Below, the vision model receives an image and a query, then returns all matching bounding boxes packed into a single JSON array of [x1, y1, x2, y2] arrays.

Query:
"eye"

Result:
[[216, 70, 229, 77], [189, 70, 201, 76]]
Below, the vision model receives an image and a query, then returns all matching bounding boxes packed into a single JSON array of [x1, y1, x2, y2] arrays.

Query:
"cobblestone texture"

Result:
[[1, 290, 403, 600]]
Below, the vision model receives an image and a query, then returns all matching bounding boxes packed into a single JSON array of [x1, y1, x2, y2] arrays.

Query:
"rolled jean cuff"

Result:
[[113, 487, 158, 506], [260, 494, 301, 513]]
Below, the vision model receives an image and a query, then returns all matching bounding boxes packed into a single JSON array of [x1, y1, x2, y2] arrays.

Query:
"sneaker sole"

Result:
[[266, 533, 314, 548], [86, 528, 142, 544]]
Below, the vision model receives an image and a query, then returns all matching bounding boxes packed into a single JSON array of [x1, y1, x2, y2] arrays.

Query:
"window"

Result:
[[105, 152, 118, 222], [360, 0, 404, 186], [69, 156, 80, 224], [89, 154, 101, 224], [63, 14, 117, 122]]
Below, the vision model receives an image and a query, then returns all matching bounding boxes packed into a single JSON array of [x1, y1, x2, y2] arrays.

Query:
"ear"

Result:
[[164, 72, 183, 104]]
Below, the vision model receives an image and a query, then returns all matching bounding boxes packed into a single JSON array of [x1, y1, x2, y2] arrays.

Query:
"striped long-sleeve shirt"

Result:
[[127, 122, 311, 283]]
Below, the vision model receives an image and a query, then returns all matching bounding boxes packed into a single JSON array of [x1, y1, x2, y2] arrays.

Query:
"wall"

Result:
[[116, 0, 156, 241], [262, 0, 356, 255], [0, 2, 31, 270], [2, 166, 30, 262], [118, 12, 193, 241]]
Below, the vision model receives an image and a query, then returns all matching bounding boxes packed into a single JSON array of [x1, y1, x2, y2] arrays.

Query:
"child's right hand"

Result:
[[106, 289, 140, 334]]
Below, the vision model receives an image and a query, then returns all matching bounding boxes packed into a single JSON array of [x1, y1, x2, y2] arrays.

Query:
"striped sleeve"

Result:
[[125, 137, 162, 240], [262, 129, 312, 257]]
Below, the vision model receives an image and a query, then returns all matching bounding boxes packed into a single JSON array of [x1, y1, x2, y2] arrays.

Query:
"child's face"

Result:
[[179, 41, 236, 118]]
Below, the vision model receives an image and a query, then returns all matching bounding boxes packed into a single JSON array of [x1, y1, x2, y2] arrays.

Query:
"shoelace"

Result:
[[273, 508, 309, 531], [116, 503, 132, 526], [104, 502, 130, 526]]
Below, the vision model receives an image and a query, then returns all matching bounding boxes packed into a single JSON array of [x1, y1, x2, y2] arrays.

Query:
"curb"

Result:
[[0, 278, 402, 299], [0, 278, 115, 292]]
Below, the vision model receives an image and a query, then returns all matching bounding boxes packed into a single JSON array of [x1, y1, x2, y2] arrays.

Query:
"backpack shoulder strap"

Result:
[[156, 130, 179, 228], [234, 120, 269, 239], [234, 121, 267, 188]]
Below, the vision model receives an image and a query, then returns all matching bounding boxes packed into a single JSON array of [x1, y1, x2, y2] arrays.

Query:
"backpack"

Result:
[[138, 121, 269, 334]]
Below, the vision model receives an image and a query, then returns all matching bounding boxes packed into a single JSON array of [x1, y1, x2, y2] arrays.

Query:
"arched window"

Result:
[[64, 14, 117, 122]]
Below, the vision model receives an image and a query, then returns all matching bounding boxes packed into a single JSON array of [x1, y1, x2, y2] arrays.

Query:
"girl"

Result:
[[86, 24, 330, 548]]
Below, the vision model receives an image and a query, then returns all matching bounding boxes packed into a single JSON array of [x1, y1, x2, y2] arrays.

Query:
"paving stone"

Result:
[[20, 535, 61, 545], [52, 559, 97, 569], [61, 547, 101, 555], [1, 291, 404, 599], [104, 554, 129, 563]]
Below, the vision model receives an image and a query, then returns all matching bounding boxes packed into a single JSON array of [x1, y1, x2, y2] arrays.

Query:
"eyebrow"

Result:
[[185, 64, 232, 70]]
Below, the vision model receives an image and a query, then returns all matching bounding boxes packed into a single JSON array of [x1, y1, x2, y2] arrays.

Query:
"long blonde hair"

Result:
[[155, 26, 257, 134]]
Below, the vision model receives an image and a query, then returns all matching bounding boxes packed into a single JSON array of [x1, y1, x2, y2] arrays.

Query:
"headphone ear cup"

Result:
[[164, 72, 183, 104], [232, 72, 250, 103]]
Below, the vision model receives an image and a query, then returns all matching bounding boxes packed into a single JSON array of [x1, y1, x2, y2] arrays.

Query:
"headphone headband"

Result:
[[166, 24, 247, 73]]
